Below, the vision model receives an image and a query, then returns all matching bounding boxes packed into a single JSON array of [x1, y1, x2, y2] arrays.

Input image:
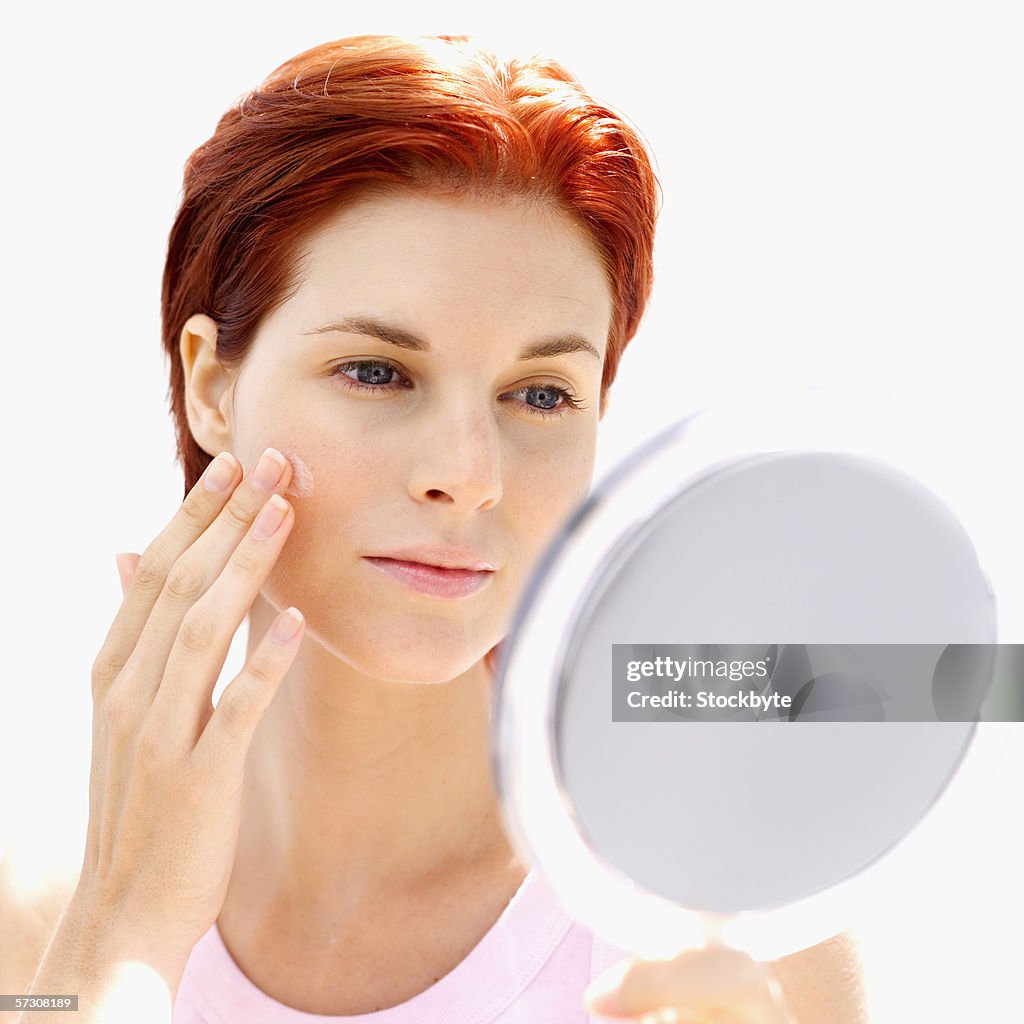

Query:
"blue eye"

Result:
[[332, 360, 405, 388], [329, 360, 585, 419], [503, 383, 585, 418]]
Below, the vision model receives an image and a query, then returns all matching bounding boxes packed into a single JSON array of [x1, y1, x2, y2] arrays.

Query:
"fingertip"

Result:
[[584, 993, 626, 1017], [114, 552, 136, 594], [585, 959, 633, 1016], [271, 606, 304, 645]]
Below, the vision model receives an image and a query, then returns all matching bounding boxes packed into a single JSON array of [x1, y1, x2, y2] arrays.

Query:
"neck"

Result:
[[223, 594, 519, 930]]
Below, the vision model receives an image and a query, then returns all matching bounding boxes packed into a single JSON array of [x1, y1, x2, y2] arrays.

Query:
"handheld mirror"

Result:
[[492, 388, 998, 997]]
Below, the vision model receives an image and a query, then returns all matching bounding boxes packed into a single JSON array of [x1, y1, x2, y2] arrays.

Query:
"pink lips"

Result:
[[362, 557, 494, 599]]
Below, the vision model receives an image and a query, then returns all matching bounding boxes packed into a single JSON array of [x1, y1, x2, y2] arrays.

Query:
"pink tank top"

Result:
[[172, 867, 632, 1024]]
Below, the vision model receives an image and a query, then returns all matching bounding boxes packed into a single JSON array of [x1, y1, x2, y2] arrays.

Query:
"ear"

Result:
[[180, 313, 237, 456]]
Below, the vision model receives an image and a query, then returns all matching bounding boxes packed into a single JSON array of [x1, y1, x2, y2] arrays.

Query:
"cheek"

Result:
[[506, 437, 595, 548], [257, 429, 383, 579]]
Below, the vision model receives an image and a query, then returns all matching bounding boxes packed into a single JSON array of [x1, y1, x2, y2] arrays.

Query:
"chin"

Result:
[[261, 565, 507, 683], [310, 611, 497, 685]]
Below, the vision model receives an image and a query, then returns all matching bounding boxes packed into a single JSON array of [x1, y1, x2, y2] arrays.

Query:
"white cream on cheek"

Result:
[[277, 444, 315, 498]]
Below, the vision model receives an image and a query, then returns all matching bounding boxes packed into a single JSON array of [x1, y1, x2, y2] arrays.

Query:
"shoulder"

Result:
[[0, 839, 81, 993]]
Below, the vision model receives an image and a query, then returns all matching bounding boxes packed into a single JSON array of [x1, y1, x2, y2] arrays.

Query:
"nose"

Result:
[[407, 398, 503, 513]]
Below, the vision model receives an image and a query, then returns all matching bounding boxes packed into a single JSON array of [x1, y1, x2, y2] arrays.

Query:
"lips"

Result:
[[367, 545, 496, 571], [362, 556, 494, 599]]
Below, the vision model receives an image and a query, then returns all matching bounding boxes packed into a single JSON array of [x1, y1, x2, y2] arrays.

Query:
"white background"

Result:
[[1, 3, 1021, 1020]]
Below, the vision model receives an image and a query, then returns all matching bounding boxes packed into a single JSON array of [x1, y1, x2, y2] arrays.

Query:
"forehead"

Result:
[[282, 191, 613, 355]]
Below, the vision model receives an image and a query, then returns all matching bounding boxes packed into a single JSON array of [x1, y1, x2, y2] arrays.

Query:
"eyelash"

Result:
[[329, 359, 587, 419]]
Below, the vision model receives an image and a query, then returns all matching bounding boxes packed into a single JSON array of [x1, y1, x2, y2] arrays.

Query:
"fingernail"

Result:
[[204, 451, 237, 492], [253, 493, 289, 539], [272, 607, 304, 644], [253, 447, 287, 492], [114, 553, 132, 591]]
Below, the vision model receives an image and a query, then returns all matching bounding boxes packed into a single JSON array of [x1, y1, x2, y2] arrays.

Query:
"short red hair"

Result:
[[162, 34, 661, 495]]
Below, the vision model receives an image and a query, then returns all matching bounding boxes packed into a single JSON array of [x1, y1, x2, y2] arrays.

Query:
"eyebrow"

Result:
[[301, 315, 601, 362]]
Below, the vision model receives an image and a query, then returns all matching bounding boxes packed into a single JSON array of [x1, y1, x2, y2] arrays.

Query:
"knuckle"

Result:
[[91, 647, 119, 692], [177, 496, 210, 532], [164, 558, 207, 602], [221, 498, 255, 532], [102, 685, 136, 735], [217, 687, 257, 731], [131, 554, 168, 595], [177, 607, 218, 654], [245, 650, 277, 688], [229, 541, 263, 578]]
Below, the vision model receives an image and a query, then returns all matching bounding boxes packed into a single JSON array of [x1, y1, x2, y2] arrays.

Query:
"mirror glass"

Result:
[[556, 451, 988, 914]]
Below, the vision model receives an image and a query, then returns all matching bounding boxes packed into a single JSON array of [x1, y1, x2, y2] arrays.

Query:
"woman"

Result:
[[16, 34, 866, 1023]]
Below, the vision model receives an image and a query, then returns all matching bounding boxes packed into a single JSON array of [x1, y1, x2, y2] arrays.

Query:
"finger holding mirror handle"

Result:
[[584, 917, 797, 1023]]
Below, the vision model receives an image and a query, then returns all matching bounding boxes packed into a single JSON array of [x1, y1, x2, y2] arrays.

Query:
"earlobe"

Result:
[[180, 313, 235, 456]]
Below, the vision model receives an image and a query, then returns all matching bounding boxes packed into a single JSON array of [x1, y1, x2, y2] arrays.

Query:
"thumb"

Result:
[[114, 552, 140, 597]]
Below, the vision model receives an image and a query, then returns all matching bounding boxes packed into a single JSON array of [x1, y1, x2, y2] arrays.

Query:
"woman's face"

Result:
[[226, 191, 613, 683]]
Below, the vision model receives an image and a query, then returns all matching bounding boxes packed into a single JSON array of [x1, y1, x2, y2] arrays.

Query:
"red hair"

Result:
[[162, 34, 661, 495]]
